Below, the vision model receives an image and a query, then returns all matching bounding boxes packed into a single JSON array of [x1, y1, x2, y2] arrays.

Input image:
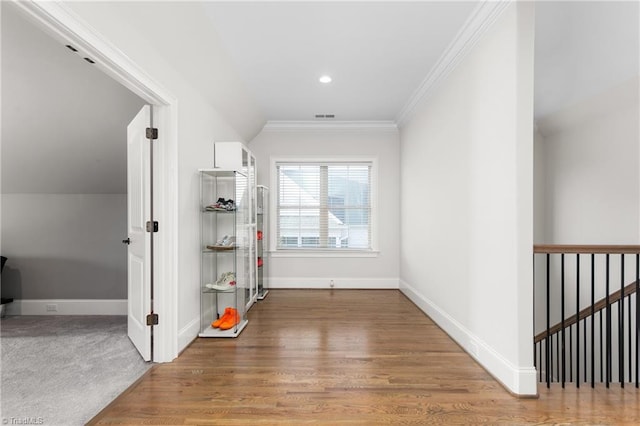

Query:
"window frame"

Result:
[[270, 156, 379, 258]]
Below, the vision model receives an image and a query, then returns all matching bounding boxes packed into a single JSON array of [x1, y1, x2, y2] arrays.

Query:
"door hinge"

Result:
[[146, 313, 159, 326], [146, 221, 159, 232], [146, 127, 158, 140]]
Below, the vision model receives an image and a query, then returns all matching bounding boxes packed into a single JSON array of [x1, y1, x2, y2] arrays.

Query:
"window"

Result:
[[280, 236, 299, 247], [276, 161, 372, 251]]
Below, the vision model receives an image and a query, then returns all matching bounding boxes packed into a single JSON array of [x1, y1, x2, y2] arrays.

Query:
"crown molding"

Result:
[[262, 120, 398, 132], [395, 0, 513, 127]]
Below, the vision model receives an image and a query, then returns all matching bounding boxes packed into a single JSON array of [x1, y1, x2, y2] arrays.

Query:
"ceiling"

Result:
[[203, 1, 477, 122], [534, 0, 639, 119], [2, 1, 638, 196], [202, 0, 639, 123]]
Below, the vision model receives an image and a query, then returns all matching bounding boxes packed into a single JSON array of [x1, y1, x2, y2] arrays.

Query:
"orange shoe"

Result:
[[211, 307, 232, 328], [219, 308, 241, 330]]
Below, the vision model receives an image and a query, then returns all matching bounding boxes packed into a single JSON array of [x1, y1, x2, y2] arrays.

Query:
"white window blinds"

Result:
[[276, 162, 372, 250]]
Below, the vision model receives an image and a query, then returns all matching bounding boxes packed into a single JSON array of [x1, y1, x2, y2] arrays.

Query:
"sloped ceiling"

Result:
[[64, 0, 267, 143], [1, 3, 146, 194]]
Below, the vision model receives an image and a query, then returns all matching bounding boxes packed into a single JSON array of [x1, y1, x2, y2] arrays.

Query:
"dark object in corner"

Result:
[[1, 256, 14, 317]]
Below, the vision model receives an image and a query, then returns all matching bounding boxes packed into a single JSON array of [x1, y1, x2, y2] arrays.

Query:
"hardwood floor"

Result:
[[89, 290, 639, 425]]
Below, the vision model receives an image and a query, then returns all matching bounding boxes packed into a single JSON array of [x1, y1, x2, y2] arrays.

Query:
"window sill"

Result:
[[270, 250, 380, 258]]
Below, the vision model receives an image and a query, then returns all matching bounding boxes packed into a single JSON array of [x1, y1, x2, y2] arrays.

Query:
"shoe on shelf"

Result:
[[211, 307, 232, 328], [218, 308, 241, 330], [205, 199, 225, 211], [222, 236, 236, 246], [204, 197, 229, 211], [224, 199, 236, 211], [215, 235, 230, 245], [206, 236, 235, 251], [216, 235, 235, 246], [217, 271, 235, 286], [205, 272, 236, 291], [213, 202, 228, 211], [205, 282, 235, 291]]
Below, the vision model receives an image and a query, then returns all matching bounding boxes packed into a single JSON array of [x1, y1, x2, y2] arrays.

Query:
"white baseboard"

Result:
[[178, 316, 200, 353], [4, 299, 127, 315], [399, 280, 537, 396], [267, 277, 399, 289]]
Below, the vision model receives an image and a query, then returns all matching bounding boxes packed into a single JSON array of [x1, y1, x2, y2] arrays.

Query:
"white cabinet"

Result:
[[214, 141, 249, 171]]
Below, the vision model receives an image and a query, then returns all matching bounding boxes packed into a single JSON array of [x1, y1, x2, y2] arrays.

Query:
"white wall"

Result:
[[533, 127, 547, 244], [249, 125, 400, 288], [1, 194, 126, 300], [63, 1, 260, 353], [398, 2, 536, 395], [536, 76, 640, 244]]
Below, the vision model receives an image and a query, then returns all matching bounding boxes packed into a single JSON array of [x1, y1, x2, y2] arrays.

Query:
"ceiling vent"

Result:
[[314, 114, 335, 119]]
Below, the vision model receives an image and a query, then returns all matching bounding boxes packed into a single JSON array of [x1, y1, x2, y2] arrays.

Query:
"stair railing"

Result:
[[533, 245, 640, 388]]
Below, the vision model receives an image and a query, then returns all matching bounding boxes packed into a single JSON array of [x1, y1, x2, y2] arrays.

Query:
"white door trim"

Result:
[[11, 0, 179, 363]]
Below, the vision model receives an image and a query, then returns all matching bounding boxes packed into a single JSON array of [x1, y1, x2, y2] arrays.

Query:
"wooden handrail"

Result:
[[534, 245, 640, 254], [534, 280, 639, 343]]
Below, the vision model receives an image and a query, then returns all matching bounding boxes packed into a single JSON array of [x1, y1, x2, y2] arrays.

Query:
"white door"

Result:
[[126, 105, 152, 361]]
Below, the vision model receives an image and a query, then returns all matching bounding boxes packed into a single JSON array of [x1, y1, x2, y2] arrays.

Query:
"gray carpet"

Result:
[[0, 316, 151, 425]]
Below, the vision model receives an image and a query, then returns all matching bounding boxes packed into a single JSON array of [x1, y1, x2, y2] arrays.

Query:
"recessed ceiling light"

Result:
[[319, 75, 332, 84]]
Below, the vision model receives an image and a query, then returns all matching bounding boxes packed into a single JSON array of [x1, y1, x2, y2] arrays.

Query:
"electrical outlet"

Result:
[[330, 280, 335, 288], [46, 304, 58, 312]]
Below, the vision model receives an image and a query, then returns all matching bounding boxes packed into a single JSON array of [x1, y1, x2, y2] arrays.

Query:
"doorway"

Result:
[[5, 0, 180, 363], [1, 0, 146, 314], [3, 2, 177, 362]]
